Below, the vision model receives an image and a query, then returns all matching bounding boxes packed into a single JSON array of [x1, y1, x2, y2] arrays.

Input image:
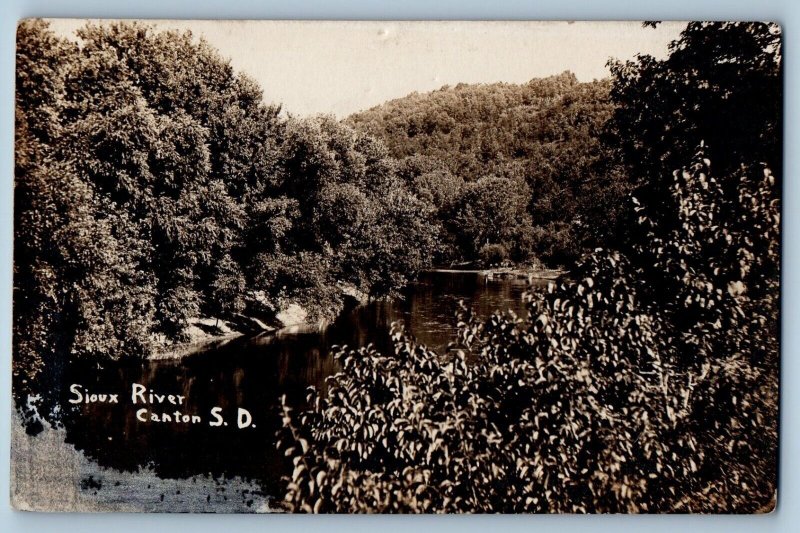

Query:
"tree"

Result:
[[210, 254, 247, 324], [606, 22, 782, 232], [263, 115, 437, 302], [449, 176, 534, 263], [15, 21, 155, 421], [412, 170, 465, 212], [14, 20, 444, 427]]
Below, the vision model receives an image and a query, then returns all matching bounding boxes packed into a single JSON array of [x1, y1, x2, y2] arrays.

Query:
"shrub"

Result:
[[278, 151, 778, 512]]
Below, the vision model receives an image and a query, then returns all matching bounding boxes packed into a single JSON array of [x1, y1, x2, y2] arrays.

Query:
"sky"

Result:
[[45, 19, 685, 117]]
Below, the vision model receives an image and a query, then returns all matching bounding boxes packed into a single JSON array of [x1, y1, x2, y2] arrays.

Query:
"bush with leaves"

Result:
[[478, 244, 510, 267], [278, 150, 778, 513]]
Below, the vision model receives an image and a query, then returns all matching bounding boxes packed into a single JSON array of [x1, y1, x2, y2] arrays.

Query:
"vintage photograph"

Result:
[[11, 19, 781, 513]]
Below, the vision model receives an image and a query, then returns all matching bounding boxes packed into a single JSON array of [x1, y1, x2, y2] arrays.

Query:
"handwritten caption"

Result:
[[68, 383, 255, 429]]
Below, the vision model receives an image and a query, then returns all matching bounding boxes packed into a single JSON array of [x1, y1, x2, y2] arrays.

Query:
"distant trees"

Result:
[[252, 115, 438, 316], [449, 176, 534, 263], [347, 22, 781, 268], [349, 73, 625, 266], [411, 170, 464, 214]]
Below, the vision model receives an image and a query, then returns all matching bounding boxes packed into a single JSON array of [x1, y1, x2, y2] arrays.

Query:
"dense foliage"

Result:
[[279, 22, 781, 513], [349, 73, 627, 266], [606, 21, 782, 238], [279, 151, 779, 513], [14, 20, 435, 421]]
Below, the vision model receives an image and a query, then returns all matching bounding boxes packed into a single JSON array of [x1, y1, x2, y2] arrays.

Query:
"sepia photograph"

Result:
[[10, 19, 781, 513]]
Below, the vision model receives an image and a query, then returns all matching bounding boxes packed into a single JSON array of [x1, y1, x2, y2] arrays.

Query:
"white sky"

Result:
[[45, 19, 685, 117]]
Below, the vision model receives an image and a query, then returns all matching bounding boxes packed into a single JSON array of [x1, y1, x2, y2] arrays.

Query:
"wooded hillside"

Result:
[[348, 73, 628, 265]]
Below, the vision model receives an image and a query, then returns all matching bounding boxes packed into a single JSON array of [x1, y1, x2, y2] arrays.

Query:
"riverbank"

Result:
[[12, 270, 540, 511], [430, 267, 566, 281], [150, 316, 271, 361], [149, 288, 364, 361]]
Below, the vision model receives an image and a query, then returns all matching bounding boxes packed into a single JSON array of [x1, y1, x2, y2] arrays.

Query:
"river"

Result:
[[55, 271, 548, 507]]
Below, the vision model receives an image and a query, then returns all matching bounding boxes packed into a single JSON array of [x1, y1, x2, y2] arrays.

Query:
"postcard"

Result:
[[11, 19, 781, 513]]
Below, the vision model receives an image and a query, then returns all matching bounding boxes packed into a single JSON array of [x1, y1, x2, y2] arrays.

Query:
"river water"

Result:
[[58, 271, 546, 501]]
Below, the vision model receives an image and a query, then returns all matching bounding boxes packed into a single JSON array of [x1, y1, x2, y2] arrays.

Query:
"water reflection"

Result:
[[60, 271, 545, 496]]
